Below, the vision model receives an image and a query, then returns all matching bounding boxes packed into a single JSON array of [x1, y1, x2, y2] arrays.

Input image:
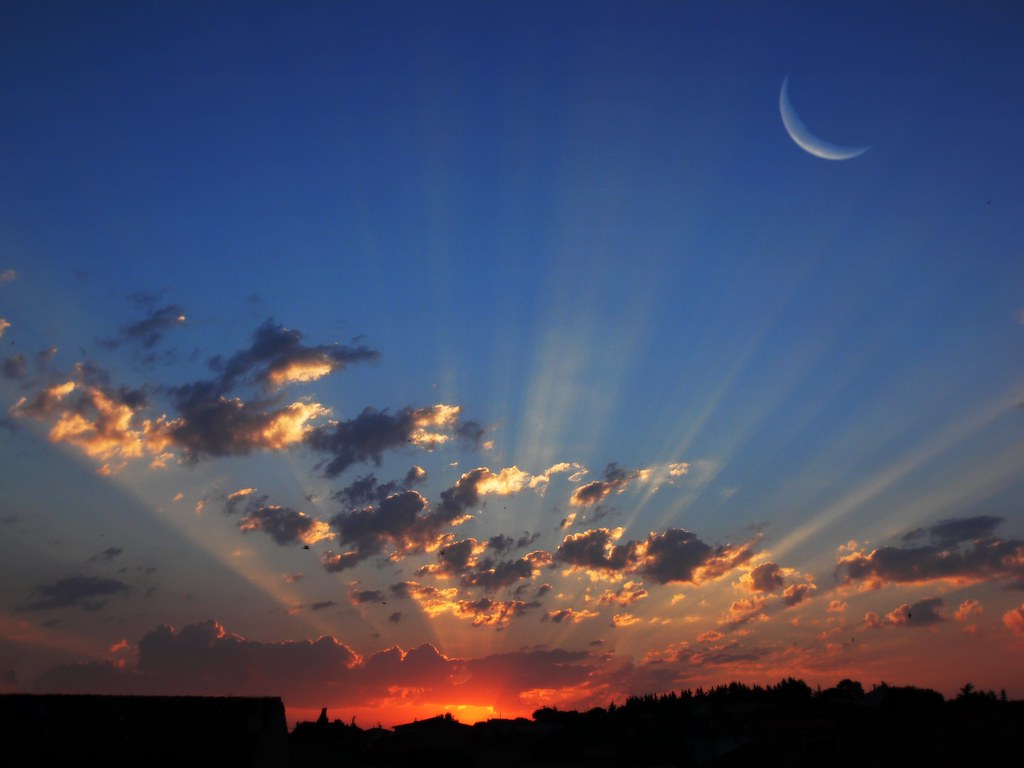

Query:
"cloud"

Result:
[[901, 515, 1003, 548], [0, 269, 16, 285], [327, 489, 457, 569], [455, 596, 537, 628], [11, 369, 173, 474], [330, 467, 544, 570], [306, 404, 475, 478], [954, 599, 982, 622], [835, 517, 1024, 590], [570, 463, 649, 507], [722, 595, 771, 627], [417, 537, 481, 578], [348, 585, 386, 605], [459, 551, 555, 592], [742, 562, 786, 593], [487, 532, 540, 555], [2, 353, 25, 379], [168, 392, 329, 461], [208, 319, 379, 392], [0, 318, 9, 338], [543, 608, 599, 624], [332, 467, 427, 508], [309, 601, 336, 612], [1004, 604, 1024, 635], [865, 597, 948, 629], [165, 319, 378, 462], [597, 581, 648, 606], [555, 526, 758, 585], [782, 582, 816, 607], [89, 546, 123, 562], [393, 581, 539, 628], [556, 527, 636, 576], [103, 304, 186, 350], [697, 630, 725, 642], [225, 492, 332, 547], [18, 576, 130, 611]]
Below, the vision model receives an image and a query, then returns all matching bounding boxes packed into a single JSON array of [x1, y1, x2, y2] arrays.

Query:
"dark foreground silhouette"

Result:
[[4, 679, 1021, 767]]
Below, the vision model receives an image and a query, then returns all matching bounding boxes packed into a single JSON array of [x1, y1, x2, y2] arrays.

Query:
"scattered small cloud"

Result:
[[18, 576, 130, 611]]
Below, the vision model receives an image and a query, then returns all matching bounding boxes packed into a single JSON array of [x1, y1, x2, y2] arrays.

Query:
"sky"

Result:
[[1, 0, 1023, 728]]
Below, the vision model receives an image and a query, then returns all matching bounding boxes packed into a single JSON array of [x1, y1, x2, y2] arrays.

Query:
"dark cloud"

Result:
[[326, 468, 514, 570], [389, 581, 417, 599], [435, 467, 490, 520], [332, 467, 427, 508], [488, 531, 540, 555], [747, 562, 786, 593], [637, 529, 717, 584], [224, 492, 329, 547], [556, 527, 758, 585], [542, 607, 599, 624], [460, 551, 555, 592], [866, 598, 948, 629], [103, 304, 186, 350], [570, 463, 644, 507], [836, 517, 1024, 589], [34, 619, 601, 717], [168, 389, 325, 461], [348, 587, 386, 605], [310, 601, 336, 612], [208, 318, 378, 392], [327, 490, 431, 569], [167, 319, 376, 462], [2, 353, 26, 379], [782, 582, 816, 607], [417, 538, 478, 578], [89, 546, 123, 562], [388, 612, 402, 623], [18, 576, 130, 611], [455, 596, 538, 628], [902, 515, 1003, 548], [556, 528, 637, 572], [130, 620, 360, 698], [306, 404, 469, 479]]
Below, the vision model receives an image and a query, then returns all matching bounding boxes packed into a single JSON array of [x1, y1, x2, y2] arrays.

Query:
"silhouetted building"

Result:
[[0, 693, 289, 767]]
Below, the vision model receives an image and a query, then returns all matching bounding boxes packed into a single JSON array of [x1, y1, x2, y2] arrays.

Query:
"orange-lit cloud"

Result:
[[1003, 604, 1024, 635], [571, 463, 651, 507], [954, 599, 982, 622], [13, 376, 173, 474], [543, 608, 599, 623], [597, 580, 648, 606], [556, 527, 759, 586]]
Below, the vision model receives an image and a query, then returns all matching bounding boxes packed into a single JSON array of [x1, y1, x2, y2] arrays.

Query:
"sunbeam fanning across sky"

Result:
[[1, 1, 1023, 729]]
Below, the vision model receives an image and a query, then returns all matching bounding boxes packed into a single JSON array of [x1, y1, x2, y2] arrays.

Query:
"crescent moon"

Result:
[[779, 76, 870, 161]]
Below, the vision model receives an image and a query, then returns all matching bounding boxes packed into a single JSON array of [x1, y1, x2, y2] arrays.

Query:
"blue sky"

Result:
[[1, 1, 1023, 725]]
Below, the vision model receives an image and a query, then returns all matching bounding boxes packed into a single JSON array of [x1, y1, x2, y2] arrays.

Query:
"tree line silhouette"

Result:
[[291, 677, 1022, 767]]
